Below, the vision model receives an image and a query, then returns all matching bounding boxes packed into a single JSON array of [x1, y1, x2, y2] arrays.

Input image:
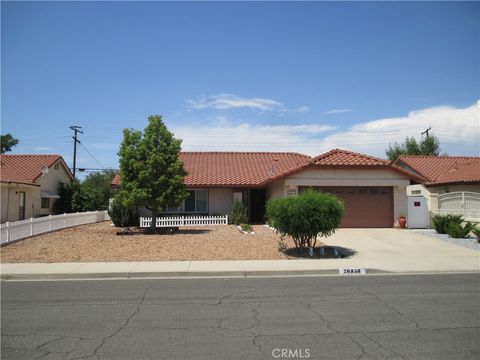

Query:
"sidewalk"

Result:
[[1, 256, 479, 280]]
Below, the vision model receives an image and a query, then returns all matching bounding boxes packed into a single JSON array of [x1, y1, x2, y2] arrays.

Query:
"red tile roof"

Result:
[[112, 152, 310, 188], [112, 149, 424, 187], [0, 155, 72, 186], [311, 149, 390, 167], [396, 155, 480, 186], [112, 173, 121, 187]]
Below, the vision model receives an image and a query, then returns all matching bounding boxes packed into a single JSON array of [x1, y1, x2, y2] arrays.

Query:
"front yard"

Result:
[[0, 221, 300, 263]]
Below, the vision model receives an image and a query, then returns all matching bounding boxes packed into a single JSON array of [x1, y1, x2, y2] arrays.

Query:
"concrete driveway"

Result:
[[325, 228, 479, 273]]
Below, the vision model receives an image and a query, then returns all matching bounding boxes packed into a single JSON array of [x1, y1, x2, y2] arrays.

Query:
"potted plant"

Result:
[[398, 216, 407, 229]]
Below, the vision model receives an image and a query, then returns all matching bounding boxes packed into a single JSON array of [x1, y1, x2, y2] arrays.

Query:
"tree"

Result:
[[386, 135, 442, 161], [266, 189, 345, 255], [0, 133, 19, 153], [52, 181, 87, 214], [117, 115, 188, 230], [81, 170, 116, 210]]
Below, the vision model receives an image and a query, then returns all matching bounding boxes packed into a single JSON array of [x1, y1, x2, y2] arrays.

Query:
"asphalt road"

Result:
[[1, 274, 479, 360]]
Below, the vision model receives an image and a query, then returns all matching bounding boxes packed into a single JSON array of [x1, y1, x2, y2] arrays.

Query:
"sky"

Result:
[[1, 1, 479, 178]]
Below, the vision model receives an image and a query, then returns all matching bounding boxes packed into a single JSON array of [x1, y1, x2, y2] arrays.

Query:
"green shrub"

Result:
[[471, 226, 480, 243], [447, 221, 474, 239], [240, 223, 253, 233], [432, 214, 463, 234], [108, 199, 139, 227], [229, 200, 248, 225], [266, 189, 345, 254]]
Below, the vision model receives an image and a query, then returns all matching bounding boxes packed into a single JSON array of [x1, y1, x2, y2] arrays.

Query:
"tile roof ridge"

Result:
[[399, 155, 480, 160], [311, 148, 389, 164], [180, 151, 310, 157], [0, 154, 62, 157]]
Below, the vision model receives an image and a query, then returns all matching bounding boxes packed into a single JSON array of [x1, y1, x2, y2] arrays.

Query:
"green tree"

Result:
[[117, 115, 188, 230], [52, 181, 87, 214], [266, 189, 345, 255], [0, 133, 19, 153], [386, 135, 442, 161], [81, 170, 116, 210]]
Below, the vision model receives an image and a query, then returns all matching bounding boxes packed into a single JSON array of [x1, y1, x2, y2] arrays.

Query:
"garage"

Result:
[[299, 187, 394, 228]]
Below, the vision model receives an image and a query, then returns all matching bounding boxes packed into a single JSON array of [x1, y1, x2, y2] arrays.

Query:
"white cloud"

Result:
[[295, 106, 310, 113], [172, 123, 336, 154], [324, 108, 353, 114], [321, 101, 480, 157], [186, 93, 285, 111], [172, 101, 479, 157]]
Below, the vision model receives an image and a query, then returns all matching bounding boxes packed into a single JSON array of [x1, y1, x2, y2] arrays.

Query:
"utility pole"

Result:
[[421, 127, 431, 138], [69, 126, 83, 178]]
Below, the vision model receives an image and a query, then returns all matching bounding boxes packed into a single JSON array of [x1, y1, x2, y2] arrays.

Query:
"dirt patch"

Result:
[[0, 221, 306, 263]]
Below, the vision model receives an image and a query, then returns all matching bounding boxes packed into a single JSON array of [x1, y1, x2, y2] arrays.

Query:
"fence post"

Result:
[[49, 215, 52, 231], [30, 218, 34, 236], [6, 222, 10, 243]]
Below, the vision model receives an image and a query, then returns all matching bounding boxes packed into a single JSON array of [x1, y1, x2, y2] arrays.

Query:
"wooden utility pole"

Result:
[[69, 125, 83, 178], [421, 127, 431, 138]]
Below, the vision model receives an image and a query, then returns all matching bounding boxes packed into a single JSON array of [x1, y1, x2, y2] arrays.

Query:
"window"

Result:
[[54, 163, 59, 170], [19, 192, 25, 220], [411, 190, 422, 195], [41, 198, 50, 209], [166, 189, 208, 213]]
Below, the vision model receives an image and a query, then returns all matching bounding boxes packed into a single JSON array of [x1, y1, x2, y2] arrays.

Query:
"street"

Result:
[[1, 274, 479, 360]]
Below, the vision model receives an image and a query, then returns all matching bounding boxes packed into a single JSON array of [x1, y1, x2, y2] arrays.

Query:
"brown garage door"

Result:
[[299, 187, 393, 228]]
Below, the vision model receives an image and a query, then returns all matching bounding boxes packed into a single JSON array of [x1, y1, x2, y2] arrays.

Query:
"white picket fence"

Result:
[[436, 191, 480, 221], [140, 215, 228, 228], [1, 211, 110, 245]]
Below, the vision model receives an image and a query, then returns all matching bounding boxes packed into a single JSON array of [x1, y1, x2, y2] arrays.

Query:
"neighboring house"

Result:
[[0, 155, 73, 223], [395, 155, 480, 194], [394, 155, 480, 221], [112, 149, 423, 228]]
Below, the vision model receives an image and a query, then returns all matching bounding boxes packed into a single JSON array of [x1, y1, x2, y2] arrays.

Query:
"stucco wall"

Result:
[[1, 184, 40, 223], [208, 188, 233, 215], [426, 184, 480, 194], [37, 160, 72, 214], [266, 180, 287, 199]]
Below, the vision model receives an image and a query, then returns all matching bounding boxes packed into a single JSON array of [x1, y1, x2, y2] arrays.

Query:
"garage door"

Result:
[[299, 187, 393, 228]]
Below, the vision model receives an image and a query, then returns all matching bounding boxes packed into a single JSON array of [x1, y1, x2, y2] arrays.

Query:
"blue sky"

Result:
[[2, 1, 479, 176]]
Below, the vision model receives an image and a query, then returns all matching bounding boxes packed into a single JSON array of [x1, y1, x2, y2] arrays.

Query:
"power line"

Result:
[[78, 141, 106, 170]]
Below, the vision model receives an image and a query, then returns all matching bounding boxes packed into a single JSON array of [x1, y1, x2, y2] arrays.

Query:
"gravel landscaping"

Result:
[[0, 222, 308, 263], [409, 229, 480, 251]]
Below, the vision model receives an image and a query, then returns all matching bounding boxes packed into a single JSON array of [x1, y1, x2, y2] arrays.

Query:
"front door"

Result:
[[250, 189, 266, 223]]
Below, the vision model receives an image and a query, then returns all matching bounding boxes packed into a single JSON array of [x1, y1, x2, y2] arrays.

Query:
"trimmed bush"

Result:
[[240, 223, 253, 233], [229, 200, 248, 225], [108, 199, 139, 227], [447, 221, 474, 239], [266, 189, 345, 254], [432, 214, 463, 234]]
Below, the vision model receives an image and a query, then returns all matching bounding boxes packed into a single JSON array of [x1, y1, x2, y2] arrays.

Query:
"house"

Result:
[[394, 155, 480, 195], [394, 155, 480, 222], [0, 154, 73, 223], [112, 149, 424, 228]]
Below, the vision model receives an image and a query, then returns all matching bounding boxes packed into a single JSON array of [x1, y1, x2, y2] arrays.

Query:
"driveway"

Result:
[[324, 228, 479, 273]]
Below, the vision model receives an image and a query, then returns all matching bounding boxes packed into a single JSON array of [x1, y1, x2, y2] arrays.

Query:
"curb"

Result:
[[0, 268, 391, 281]]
